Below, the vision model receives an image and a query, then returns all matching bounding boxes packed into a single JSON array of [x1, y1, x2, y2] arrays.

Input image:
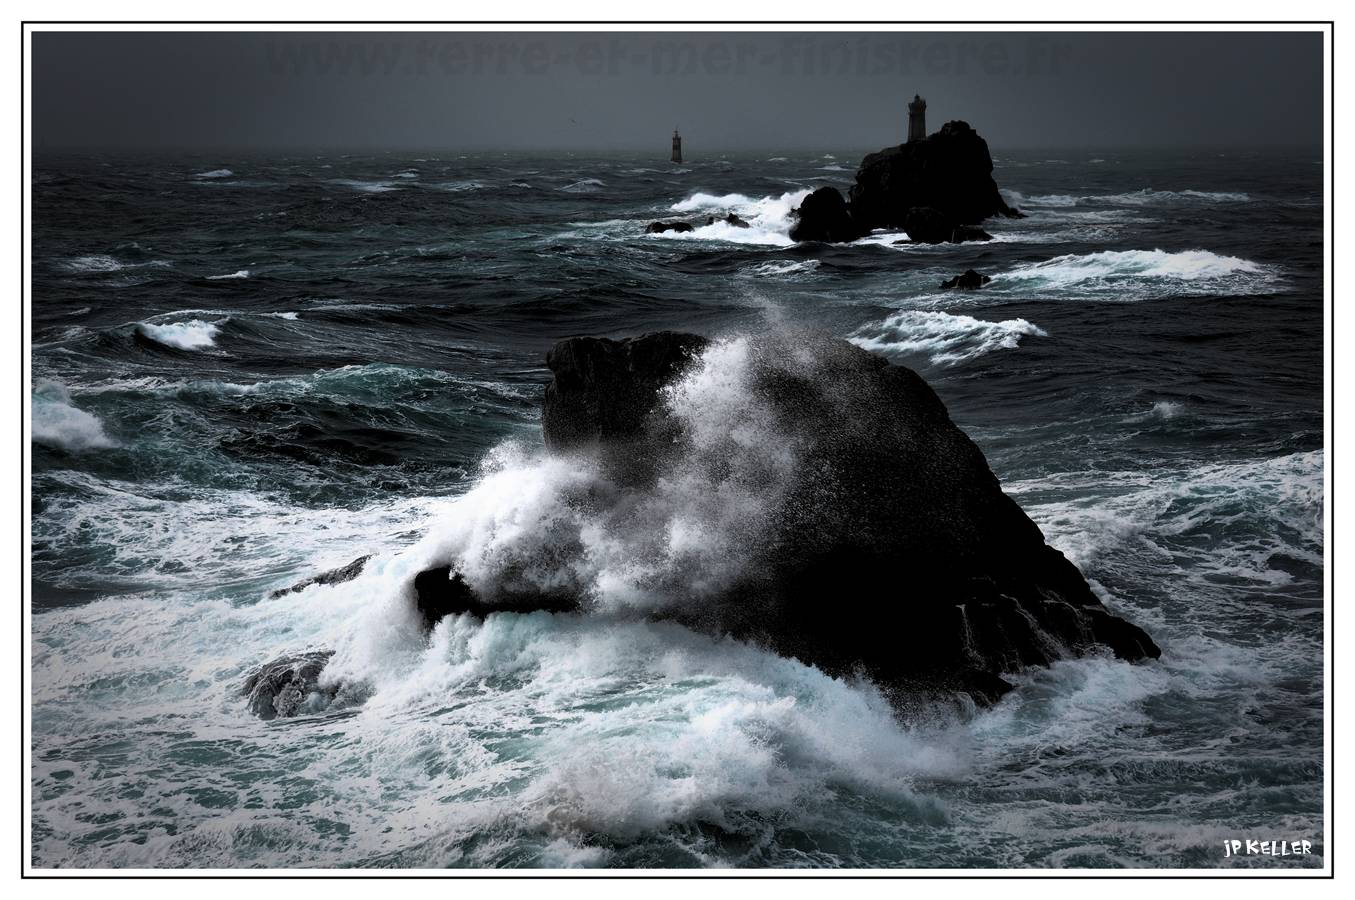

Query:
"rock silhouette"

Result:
[[940, 269, 992, 290], [792, 120, 1021, 244]]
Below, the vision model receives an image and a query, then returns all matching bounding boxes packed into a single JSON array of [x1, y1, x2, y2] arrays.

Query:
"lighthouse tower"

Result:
[[671, 128, 683, 163], [907, 95, 927, 142]]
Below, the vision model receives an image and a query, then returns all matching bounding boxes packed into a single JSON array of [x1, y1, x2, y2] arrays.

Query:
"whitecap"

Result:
[[430, 180, 484, 192], [1008, 188, 1250, 208], [997, 248, 1278, 298], [331, 179, 399, 194], [136, 319, 221, 351], [205, 269, 249, 280], [32, 381, 116, 451], [559, 178, 605, 193], [849, 310, 1047, 364], [193, 168, 234, 179], [744, 260, 821, 278], [61, 255, 126, 273]]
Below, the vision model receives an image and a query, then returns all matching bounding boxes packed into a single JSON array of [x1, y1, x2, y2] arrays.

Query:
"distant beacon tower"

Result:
[[907, 95, 927, 142], [671, 127, 683, 164]]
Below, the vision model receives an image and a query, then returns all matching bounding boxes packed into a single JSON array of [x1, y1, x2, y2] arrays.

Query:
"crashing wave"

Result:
[[657, 190, 812, 247]]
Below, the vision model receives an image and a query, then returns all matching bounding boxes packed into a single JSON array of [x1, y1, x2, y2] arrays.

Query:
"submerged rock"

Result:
[[789, 186, 866, 243], [645, 221, 694, 234], [940, 269, 992, 290], [242, 651, 335, 720], [269, 554, 372, 599]]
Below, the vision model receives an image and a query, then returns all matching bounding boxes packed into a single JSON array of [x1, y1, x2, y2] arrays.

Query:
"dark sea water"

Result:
[[30, 148, 1325, 868]]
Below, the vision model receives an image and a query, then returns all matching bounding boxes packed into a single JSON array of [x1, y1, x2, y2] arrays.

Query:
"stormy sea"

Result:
[[30, 149, 1324, 868]]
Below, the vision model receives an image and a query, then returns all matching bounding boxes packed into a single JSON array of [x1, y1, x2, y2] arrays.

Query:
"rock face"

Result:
[[788, 186, 866, 243], [531, 332, 1157, 703], [242, 651, 335, 720], [791, 120, 1020, 244], [941, 269, 992, 290]]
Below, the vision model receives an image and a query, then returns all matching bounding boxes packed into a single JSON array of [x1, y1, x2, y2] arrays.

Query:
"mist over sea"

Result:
[[30, 148, 1324, 868]]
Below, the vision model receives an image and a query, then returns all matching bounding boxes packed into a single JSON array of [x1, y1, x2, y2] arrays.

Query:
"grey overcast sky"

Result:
[[32, 31, 1324, 152]]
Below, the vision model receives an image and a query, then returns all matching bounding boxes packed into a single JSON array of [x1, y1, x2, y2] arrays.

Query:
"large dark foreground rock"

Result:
[[418, 331, 1159, 705], [791, 120, 1021, 244]]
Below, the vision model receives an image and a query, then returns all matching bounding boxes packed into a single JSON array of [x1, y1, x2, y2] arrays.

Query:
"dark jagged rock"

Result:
[[241, 651, 335, 720], [706, 213, 751, 228], [789, 186, 866, 243], [646, 221, 694, 234], [940, 269, 992, 290], [849, 120, 1021, 232], [535, 332, 1159, 704], [269, 555, 373, 599]]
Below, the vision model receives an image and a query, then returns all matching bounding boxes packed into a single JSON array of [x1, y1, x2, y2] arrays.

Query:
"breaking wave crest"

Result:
[[849, 311, 1047, 365], [136, 319, 222, 351], [32, 381, 116, 451], [997, 249, 1279, 298]]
